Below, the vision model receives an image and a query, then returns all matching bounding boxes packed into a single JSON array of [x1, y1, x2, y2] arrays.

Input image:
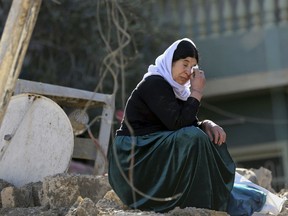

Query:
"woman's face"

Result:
[[172, 57, 197, 85]]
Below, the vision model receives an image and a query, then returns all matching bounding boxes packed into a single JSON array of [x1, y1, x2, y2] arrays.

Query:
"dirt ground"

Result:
[[0, 163, 287, 216]]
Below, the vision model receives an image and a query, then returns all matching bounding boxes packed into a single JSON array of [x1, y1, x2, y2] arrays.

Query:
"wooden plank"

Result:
[[73, 137, 108, 176], [15, 79, 114, 108], [0, 0, 42, 127], [94, 104, 114, 174], [73, 137, 97, 160]]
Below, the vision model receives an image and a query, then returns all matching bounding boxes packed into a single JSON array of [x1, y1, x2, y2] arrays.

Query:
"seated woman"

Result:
[[108, 38, 265, 214]]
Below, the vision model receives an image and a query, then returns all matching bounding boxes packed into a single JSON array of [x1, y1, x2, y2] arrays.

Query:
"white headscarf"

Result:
[[142, 38, 197, 101]]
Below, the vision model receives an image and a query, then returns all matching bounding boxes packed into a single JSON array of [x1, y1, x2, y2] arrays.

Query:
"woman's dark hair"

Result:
[[172, 40, 199, 63]]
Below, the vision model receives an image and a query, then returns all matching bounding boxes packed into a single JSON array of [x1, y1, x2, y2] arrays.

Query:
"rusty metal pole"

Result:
[[0, 0, 42, 128]]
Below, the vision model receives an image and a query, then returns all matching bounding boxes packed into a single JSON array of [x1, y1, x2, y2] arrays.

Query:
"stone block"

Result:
[[66, 196, 99, 216], [42, 173, 111, 208], [1, 186, 33, 208], [0, 179, 13, 207]]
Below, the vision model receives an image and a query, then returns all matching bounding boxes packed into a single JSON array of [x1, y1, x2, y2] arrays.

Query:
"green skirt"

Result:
[[108, 126, 235, 212]]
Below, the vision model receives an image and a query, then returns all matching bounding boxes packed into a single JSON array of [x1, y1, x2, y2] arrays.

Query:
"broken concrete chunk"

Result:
[[1, 186, 33, 208], [66, 196, 99, 216], [0, 179, 13, 207], [42, 173, 111, 208]]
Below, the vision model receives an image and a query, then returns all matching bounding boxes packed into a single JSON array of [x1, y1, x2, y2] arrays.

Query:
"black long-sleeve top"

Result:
[[116, 75, 201, 136]]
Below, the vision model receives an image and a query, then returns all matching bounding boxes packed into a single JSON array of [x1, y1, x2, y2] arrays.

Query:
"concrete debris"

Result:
[[236, 168, 259, 184], [0, 168, 287, 216], [66, 197, 99, 216], [1, 186, 33, 208], [41, 173, 111, 208], [236, 166, 276, 193], [0, 179, 13, 208], [252, 167, 276, 193]]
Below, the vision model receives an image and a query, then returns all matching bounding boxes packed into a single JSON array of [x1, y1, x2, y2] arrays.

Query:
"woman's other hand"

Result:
[[201, 120, 226, 145]]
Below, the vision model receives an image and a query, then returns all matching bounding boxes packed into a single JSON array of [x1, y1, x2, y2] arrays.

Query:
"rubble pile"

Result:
[[0, 167, 287, 216]]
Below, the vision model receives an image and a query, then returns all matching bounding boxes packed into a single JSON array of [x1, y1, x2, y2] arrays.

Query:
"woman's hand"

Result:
[[201, 120, 226, 145], [189, 69, 206, 101]]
